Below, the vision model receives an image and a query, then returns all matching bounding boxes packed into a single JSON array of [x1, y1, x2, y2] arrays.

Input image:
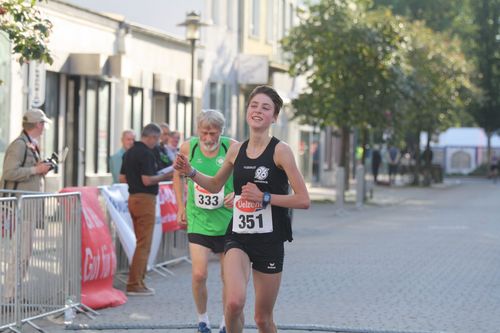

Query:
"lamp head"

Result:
[[177, 11, 210, 41]]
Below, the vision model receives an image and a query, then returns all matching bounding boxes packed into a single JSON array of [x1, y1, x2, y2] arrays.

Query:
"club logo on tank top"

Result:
[[216, 156, 224, 166], [254, 166, 269, 183]]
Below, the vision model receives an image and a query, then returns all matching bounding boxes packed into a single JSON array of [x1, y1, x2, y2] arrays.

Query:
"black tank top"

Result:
[[229, 136, 293, 243]]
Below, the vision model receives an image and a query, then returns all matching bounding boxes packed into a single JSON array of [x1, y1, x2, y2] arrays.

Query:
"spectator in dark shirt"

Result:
[[371, 145, 382, 184], [386, 144, 400, 185], [119, 123, 172, 296]]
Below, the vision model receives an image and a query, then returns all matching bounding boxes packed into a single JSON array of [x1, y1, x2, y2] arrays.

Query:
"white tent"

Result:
[[421, 127, 500, 147], [420, 128, 500, 174]]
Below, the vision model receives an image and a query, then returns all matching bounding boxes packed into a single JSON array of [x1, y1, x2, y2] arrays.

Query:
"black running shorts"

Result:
[[224, 237, 284, 274], [188, 233, 226, 254]]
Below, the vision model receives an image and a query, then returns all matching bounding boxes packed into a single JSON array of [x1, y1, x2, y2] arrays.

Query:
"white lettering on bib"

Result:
[[194, 184, 224, 209], [232, 195, 273, 234]]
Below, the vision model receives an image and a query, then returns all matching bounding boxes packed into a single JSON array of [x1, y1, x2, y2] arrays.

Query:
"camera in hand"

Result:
[[44, 152, 60, 172]]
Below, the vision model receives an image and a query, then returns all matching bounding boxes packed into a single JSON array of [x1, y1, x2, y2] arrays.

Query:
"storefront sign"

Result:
[[29, 61, 46, 107]]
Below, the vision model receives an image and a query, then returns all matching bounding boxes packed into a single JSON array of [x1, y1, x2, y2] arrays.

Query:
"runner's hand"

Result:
[[174, 154, 192, 176], [224, 192, 235, 208], [241, 182, 263, 203], [177, 206, 187, 227]]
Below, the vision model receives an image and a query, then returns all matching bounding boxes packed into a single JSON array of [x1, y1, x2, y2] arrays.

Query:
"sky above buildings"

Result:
[[64, 0, 204, 39], [62, 0, 311, 39]]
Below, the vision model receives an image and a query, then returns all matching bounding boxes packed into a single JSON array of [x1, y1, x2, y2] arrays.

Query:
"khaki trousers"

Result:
[[126, 193, 156, 291], [3, 220, 33, 300]]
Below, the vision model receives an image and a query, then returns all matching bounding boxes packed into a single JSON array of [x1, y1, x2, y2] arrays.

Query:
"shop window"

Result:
[[227, 0, 233, 30], [266, 0, 275, 42], [85, 79, 111, 174], [152, 92, 170, 125], [209, 82, 232, 130], [250, 0, 260, 37], [41, 71, 59, 169], [279, 0, 286, 40], [212, 0, 220, 25], [176, 96, 191, 139], [127, 87, 144, 135]]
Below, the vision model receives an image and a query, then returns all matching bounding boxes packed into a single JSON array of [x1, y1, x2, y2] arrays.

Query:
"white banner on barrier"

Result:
[[100, 184, 163, 269]]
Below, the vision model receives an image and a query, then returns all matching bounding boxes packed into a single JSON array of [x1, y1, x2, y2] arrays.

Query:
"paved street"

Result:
[[39, 178, 500, 333]]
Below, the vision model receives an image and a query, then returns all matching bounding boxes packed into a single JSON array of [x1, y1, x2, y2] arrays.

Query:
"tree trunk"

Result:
[[487, 132, 492, 172], [340, 126, 351, 191], [422, 130, 432, 186], [361, 127, 368, 166], [412, 129, 422, 186]]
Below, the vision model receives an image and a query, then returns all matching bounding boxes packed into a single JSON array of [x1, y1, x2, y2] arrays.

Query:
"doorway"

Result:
[[152, 92, 170, 125], [64, 76, 81, 187]]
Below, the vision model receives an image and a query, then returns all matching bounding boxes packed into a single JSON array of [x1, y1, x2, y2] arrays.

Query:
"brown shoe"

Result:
[[126, 287, 155, 296]]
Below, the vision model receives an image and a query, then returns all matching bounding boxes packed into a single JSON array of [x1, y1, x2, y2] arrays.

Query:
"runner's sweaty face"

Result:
[[198, 124, 221, 153]]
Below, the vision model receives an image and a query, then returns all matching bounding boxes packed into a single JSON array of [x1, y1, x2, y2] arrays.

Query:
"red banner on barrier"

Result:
[[158, 183, 184, 232], [61, 187, 127, 309]]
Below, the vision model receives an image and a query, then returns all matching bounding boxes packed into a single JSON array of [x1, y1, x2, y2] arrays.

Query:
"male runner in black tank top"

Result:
[[224, 136, 292, 273], [174, 85, 310, 333]]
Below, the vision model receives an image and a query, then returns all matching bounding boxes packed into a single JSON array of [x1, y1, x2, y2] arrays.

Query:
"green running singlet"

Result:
[[186, 136, 233, 236]]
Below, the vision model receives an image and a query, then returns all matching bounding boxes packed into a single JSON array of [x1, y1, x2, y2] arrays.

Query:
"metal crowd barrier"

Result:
[[151, 180, 191, 277], [152, 229, 191, 277], [105, 182, 191, 279], [111, 219, 191, 278], [0, 191, 89, 333]]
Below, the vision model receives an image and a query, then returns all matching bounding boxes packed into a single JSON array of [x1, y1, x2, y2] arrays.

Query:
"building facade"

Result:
[[1, 0, 199, 190], [201, 0, 326, 184]]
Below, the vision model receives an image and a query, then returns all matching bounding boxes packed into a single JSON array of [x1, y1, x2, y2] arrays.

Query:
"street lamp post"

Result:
[[178, 11, 208, 135]]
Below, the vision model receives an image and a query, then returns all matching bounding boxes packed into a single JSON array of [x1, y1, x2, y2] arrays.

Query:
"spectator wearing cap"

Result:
[[1, 108, 53, 305], [1, 108, 53, 192]]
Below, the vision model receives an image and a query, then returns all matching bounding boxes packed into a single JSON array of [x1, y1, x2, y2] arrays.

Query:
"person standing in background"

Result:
[[119, 123, 172, 296], [1, 109, 53, 305], [371, 145, 382, 184], [387, 144, 400, 185], [155, 123, 174, 179], [109, 129, 136, 183], [166, 130, 181, 163]]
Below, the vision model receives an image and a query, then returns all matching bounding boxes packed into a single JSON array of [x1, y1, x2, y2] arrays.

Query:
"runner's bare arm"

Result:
[[174, 142, 241, 194], [173, 141, 190, 226], [272, 142, 310, 209]]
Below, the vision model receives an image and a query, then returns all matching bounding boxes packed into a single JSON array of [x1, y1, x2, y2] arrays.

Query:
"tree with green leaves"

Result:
[[0, 0, 53, 65], [392, 21, 474, 184], [374, 0, 499, 174], [282, 0, 407, 188], [469, 0, 500, 167], [372, 0, 471, 35]]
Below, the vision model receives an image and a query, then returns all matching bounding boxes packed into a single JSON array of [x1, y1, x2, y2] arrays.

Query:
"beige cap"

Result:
[[23, 109, 52, 124]]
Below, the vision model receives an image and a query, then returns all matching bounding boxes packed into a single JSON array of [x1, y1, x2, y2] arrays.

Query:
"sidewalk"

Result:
[[307, 177, 461, 206]]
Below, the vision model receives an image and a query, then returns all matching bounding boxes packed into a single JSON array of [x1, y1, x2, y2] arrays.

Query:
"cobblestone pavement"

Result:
[[37, 178, 500, 333]]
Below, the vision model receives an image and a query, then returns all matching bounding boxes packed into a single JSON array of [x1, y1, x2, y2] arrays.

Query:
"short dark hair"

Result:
[[141, 123, 162, 137], [247, 85, 283, 116]]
